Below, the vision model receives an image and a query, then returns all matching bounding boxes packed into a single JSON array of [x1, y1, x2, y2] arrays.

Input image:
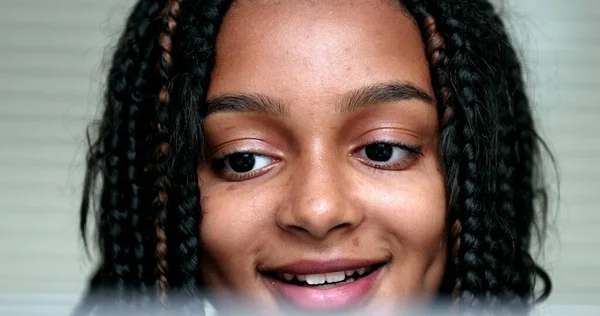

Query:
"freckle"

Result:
[[346, 66, 351, 72], [353, 238, 359, 247]]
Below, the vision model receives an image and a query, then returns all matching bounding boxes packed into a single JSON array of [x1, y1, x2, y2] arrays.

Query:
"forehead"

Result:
[[207, 0, 432, 102]]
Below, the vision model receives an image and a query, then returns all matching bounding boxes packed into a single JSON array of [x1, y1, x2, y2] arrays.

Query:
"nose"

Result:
[[275, 158, 363, 240]]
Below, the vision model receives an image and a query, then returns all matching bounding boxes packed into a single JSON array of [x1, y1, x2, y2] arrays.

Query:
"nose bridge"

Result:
[[276, 147, 362, 239], [300, 158, 342, 216]]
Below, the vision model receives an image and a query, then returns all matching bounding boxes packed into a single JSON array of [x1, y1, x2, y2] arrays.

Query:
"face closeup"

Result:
[[197, 0, 447, 313]]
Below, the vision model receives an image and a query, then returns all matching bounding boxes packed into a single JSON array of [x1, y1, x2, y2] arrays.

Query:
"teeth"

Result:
[[305, 274, 326, 285], [283, 273, 294, 281], [325, 271, 346, 283], [280, 266, 375, 284], [314, 277, 355, 290]]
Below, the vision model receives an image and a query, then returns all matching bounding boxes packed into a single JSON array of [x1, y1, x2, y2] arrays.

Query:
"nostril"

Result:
[[332, 222, 353, 230], [287, 225, 310, 235], [283, 221, 358, 240]]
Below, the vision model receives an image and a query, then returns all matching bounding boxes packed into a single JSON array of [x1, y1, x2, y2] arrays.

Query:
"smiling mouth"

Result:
[[264, 263, 384, 289], [261, 261, 386, 311]]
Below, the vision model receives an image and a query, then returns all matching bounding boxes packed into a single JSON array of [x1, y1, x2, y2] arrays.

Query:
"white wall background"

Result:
[[0, 0, 598, 313]]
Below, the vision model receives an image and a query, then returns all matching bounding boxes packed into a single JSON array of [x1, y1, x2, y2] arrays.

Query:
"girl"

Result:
[[77, 0, 551, 314]]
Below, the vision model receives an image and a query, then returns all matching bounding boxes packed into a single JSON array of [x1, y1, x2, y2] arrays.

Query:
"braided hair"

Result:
[[77, 0, 552, 314]]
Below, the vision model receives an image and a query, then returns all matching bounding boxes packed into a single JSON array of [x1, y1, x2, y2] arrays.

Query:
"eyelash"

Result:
[[210, 150, 275, 181], [354, 140, 423, 170], [210, 141, 423, 181]]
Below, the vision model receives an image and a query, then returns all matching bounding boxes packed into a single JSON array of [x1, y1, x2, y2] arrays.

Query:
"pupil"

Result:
[[228, 153, 255, 172], [365, 143, 392, 162]]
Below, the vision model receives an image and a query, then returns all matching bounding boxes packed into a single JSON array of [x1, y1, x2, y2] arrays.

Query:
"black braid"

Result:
[[481, 1, 553, 301], [150, 0, 184, 304], [77, 0, 167, 312], [451, 1, 526, 303], [166, 0, 234, 307], [471, 1, 537, 302], [507, 57, 553, 302], [460, 0, 552, 303], [433, 1, 525, 308]]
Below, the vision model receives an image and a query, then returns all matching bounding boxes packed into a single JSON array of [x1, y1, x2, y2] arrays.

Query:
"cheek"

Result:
[[198, 178, 281, 282], [199, 187, 262, 260], [364, 161, 447, 295], [198, 182, 253, 287], [356, 156, 447, 261]]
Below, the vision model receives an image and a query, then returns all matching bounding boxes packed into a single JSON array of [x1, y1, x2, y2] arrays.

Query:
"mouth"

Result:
[[261, 261, 387, 311], [265, 263, 383, 288]]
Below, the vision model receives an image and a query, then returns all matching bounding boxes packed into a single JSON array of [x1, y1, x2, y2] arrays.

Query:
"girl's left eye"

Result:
[[356, 142, 422, 170], [211, 152, 275, 180]]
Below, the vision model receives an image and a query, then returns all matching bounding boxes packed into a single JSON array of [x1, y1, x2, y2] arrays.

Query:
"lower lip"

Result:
[[264, 265, 384, 311]]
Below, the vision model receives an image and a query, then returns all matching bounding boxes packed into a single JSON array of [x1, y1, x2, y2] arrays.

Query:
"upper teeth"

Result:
[[279, 267, 371, 285]]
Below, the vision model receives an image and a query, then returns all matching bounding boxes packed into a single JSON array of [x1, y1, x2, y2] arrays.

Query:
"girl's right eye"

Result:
[[211, 152, 275, 181]]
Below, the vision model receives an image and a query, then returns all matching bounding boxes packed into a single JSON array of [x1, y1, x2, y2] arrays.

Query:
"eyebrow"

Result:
[[337, 81, 434, 114], [205, 94, 289, 117], [204, 82, 433, 117]]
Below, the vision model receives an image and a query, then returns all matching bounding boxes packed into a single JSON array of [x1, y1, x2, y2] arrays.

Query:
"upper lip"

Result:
[[261, 258, 388, 275]]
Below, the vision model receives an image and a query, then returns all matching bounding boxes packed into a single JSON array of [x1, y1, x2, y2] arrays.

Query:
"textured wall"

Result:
[[0, 0, 597, 312]]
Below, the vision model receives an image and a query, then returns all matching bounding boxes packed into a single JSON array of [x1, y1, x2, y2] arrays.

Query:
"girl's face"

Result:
[[197, 0, 447, 312]]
